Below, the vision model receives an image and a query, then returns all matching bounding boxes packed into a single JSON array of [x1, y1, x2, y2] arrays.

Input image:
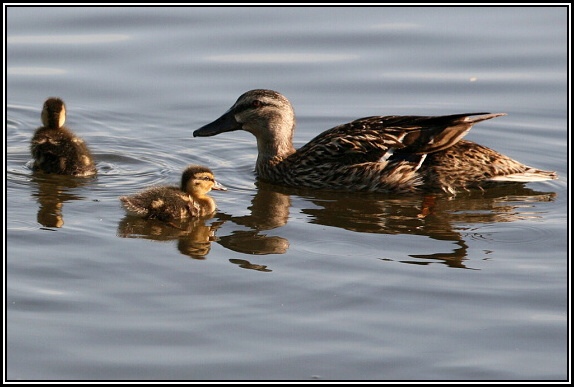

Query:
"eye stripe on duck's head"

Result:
[[181, 165, 213, 187], [181, 165, 226, 194], [193, 89, 295, 139], [230, 90, 296, 147], [232, 89, 291, 116]]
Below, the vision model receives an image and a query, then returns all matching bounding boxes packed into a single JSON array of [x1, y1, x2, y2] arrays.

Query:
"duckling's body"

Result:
[[194, 89, 557, 194], [30, 97, 97, 176], [120, 165, 226, 221]]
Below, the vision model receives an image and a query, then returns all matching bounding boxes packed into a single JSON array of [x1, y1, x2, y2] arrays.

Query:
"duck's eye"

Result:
[[252, 100, 262, 108]]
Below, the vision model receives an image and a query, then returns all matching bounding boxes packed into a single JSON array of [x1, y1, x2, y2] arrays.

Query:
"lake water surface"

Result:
[[5, 6, 569, 381]]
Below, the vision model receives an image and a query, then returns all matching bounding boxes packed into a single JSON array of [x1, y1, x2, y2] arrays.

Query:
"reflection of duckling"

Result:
[[120, 165, 226, 221], [30, 97, 97, 176]]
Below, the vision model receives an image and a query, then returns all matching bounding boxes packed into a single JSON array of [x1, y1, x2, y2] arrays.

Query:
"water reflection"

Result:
[[219, 181, 556, 269], [116, 186, 290, 268], [229, 258, 272, 272], [218, 230, 289, 256], [31, 172, 94, 228], [117, 215, 224, 260], [115, 181, 556, 270], [216, 187, 290, 256]]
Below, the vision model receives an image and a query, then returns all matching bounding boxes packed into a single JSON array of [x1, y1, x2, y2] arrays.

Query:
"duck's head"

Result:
[[181, 165, 227, 196], [193, 89, 296, 158], [41, 97, 66, 129]]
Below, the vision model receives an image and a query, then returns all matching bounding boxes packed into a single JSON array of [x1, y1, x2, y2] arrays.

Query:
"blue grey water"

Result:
[[5, 6, 569, 381]]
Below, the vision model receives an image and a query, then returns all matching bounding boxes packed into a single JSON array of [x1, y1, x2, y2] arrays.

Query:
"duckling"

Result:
[[120, 165, 226, 221], [30, 97, 97, 176], [193, 89, 557, 194]]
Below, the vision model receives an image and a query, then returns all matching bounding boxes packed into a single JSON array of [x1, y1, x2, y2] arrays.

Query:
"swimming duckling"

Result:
[[30, 97, 97, 176], [120, 165, 226, 221], [194, 89, 557, 194]]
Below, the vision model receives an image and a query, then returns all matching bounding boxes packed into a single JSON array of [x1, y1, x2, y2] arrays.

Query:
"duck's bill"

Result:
[[212, 180, 227, 191], [193, 109, 241, 137]]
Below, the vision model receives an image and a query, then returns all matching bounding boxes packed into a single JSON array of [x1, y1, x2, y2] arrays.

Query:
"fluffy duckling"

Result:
[[194, 89, 557, 194], [30, 97, 97, 176], [120, 165, 226, 221]]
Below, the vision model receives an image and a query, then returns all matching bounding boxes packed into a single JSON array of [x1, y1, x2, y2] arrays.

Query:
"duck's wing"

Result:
[[295, 113, 506, 165]]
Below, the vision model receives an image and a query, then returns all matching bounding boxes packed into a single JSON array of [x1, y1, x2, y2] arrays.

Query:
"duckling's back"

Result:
[[120, 186, 197, 221], [31, 126, 97, 176]]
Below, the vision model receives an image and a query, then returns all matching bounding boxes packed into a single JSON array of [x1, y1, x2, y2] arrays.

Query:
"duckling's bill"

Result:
[[212, 180, 227, 191]]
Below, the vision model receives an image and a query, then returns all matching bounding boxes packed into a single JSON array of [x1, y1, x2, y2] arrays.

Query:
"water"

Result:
[[5, 6, 569, 381]]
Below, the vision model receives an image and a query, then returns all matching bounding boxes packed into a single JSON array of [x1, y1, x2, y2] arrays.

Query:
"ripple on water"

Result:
[[467, 223, 554, 245]]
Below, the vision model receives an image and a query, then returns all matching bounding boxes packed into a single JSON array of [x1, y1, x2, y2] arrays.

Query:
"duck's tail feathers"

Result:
[[119, 196, 149, 217], [463, 112, 507, 124], [488, 168, 558, 183]]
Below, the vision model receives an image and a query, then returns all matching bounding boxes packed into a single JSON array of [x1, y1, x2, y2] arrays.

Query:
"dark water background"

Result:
[[6, 6, 569, 381]]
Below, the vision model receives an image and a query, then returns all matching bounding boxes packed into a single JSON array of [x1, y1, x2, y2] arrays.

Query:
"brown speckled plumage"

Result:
[[120, 165, 226, 221], [194, 89, 557, 194], [30, 97, 97, 177]]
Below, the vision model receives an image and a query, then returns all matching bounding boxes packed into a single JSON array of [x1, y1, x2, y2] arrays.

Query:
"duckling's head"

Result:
[[41, 97, 67, 129], [181, 165, 226, 196], [193, 89, 296, 158]]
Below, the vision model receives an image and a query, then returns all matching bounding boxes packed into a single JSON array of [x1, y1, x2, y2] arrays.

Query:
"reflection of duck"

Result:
[[286, 184, 557, 236], [177, 219, 225, 259], [215, 186, 291, 255], [217, 230, 289, 255], [194, 89, 557, 194], [317, 185, 555, 268], [120, 165, 226, 221], [229, 258, 272, 272], [31, 173, 89, 228], [30, 97, 97, 176], [117, 215, 225, 260], [222, 182, 556, 269]]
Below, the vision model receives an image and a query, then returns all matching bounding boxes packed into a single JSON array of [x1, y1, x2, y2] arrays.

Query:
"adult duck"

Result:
[[193, 89, 557, 194]]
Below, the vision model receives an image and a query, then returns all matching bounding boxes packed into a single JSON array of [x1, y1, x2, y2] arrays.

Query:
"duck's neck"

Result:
[[254, 122, 296, 178]]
